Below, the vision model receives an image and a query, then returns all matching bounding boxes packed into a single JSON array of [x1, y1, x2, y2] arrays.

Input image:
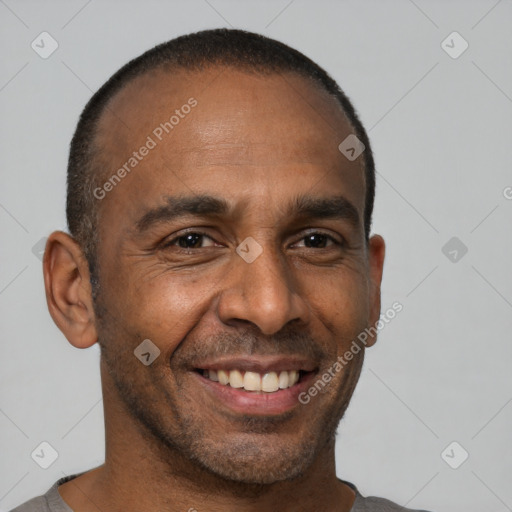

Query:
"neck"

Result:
[[60, 362, 356, 512]]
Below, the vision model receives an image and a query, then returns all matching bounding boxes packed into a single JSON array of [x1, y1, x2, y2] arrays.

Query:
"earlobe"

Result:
[[365, 234, 386, 348], [43, 231, 98, 349]]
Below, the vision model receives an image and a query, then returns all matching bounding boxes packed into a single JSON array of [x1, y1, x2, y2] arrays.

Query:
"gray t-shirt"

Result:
[[10, 473, 432, 511]]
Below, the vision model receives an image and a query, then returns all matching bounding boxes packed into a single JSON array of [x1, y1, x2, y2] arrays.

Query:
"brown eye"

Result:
[[304, 234, 331, 248], [296, 233, 340, 249], [164, 232, 216, 249], [177, 233, 203, 249]]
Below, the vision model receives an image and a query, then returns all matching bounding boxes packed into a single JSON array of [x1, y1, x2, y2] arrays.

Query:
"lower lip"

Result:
[[193, 371, 316, 416]]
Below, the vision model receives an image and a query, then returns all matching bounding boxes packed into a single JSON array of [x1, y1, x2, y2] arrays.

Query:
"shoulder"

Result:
[[9, 495, 50, 512], [9, 473, 81, 512], [342, 479, 434, 512], [352, 494, 433, 511]]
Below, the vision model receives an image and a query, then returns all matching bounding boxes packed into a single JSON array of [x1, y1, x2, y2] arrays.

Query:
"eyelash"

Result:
[[161, 231, 216, 250], [161, 230, 343, 250]]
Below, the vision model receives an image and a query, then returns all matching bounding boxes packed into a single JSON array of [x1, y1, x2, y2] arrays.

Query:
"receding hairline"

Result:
[[90, 63, 364, 191]]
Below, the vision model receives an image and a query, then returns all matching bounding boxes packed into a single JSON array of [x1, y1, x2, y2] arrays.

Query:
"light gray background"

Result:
[[1, 1, 511, 511]]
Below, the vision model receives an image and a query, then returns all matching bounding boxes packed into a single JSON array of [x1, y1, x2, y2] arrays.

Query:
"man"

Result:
[[12, 29, 432, 512]]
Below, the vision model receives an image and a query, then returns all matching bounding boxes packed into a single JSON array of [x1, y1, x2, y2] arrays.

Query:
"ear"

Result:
[[43, 230, 98, 349], [365, 234, 385, 348]]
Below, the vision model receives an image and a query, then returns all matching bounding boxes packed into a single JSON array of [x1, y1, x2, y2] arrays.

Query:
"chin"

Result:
[[185, 433, 319, 485]]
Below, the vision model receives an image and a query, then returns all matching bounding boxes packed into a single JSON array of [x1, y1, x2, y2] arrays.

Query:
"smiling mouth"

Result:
[[194, 368, 313, 393]]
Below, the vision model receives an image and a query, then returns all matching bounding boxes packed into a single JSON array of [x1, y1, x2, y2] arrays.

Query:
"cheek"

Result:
[[306, 269, 370, 344], [101, 266, 218, 353]]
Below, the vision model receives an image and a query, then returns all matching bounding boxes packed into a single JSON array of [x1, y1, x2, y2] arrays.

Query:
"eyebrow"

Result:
[[135, 195, 229, 232], [291, 194, 360, 227], [134, 193, 360, 233]]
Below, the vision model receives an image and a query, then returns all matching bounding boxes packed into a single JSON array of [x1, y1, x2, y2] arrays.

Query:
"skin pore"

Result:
[[44, 66, 385, 512]]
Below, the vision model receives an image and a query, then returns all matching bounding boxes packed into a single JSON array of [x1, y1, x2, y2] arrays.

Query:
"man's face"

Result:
[[91, 67, 380, 484]]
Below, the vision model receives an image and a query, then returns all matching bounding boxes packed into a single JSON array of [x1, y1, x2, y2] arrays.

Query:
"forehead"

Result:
[[93, 66, 366, 227]]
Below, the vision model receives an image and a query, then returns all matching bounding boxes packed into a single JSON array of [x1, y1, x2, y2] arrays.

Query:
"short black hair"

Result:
[[66, 28, 375, 284]]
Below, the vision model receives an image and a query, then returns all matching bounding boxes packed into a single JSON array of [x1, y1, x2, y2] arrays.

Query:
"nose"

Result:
[[216, 242, 311, 335]]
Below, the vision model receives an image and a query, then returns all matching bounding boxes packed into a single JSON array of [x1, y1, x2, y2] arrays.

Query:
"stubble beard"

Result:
[[94, 295, 364, 489]]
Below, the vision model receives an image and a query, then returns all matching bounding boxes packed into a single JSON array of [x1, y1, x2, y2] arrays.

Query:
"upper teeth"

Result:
[[203, 369, 300, 392]]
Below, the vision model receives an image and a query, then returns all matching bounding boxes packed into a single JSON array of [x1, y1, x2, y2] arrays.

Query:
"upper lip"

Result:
[[193, 356, 318, 374]]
